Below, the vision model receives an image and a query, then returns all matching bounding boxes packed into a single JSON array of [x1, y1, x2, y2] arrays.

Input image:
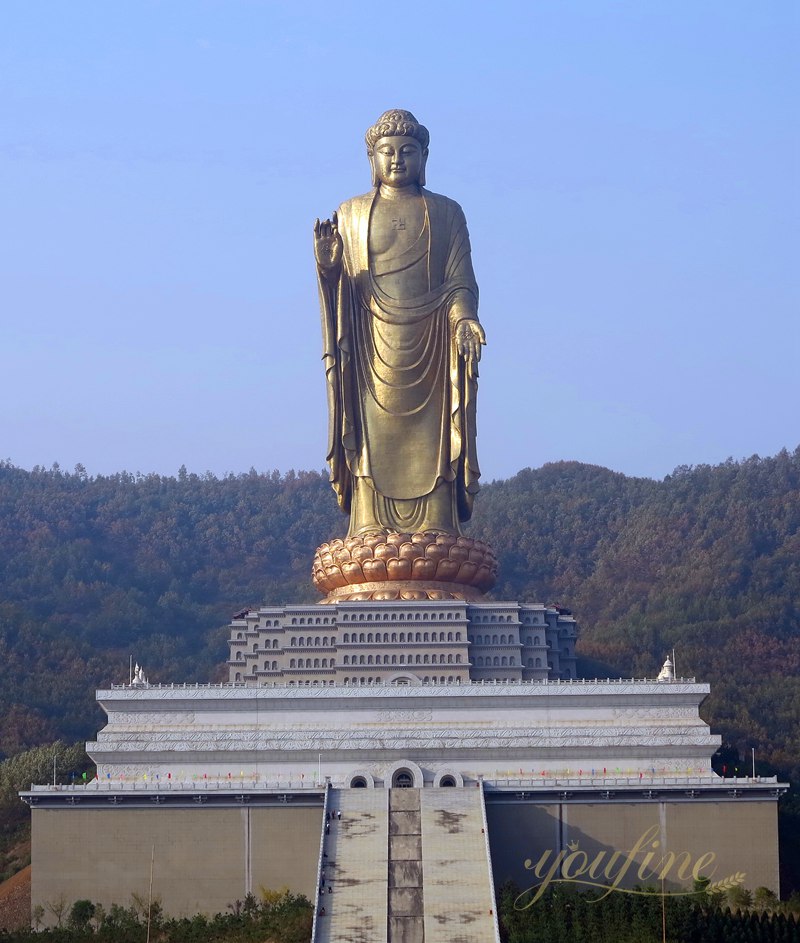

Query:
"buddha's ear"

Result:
[[419, 147, 429, 187], [368, 149, 379, 188]]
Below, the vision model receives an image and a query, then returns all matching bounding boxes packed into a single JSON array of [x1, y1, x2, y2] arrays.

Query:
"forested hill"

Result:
[[0, 450, 799, 777]]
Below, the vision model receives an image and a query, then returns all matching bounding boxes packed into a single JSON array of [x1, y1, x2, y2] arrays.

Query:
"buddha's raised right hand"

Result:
[[314, 212, 343, 278]]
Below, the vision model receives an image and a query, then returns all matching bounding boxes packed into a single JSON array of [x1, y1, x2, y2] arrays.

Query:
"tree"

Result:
[[68, 899, 95, 930], [727, 884, 754, 911], [45, 893, 68, 928]]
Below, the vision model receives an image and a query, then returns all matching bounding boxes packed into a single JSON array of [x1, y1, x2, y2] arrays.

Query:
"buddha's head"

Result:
[[365, 109, 429, 189]]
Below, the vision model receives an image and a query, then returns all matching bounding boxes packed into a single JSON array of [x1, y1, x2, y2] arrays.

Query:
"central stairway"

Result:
[[314, 787, 498, 943]]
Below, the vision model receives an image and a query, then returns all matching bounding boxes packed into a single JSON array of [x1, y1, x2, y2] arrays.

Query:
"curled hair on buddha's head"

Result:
[[365, 109, 430, 186], [365, 109, 430, 151]]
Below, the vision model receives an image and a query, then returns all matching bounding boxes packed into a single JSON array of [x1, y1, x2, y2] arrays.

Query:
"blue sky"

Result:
[[1, 1, 797, 482]]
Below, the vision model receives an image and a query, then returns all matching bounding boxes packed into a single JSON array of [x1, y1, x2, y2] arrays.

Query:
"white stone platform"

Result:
[[87, 677, 722, 787]]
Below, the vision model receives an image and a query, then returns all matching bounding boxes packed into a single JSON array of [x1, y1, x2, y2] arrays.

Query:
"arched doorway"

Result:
[[392, 769, 414, 788]]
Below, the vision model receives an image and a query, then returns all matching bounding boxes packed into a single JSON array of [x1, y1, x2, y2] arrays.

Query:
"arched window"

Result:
[[391, 655, 397, 664], [448, 632, 453, 642], [423, 632, 429, 642], [314, 658, 320, 668], [359, 655, 365, 664], [424, 654, 429, 664], [393, 770, 414, 788], [367, 633, 373, 642], [289, 659, 296, 668], [535, 658, 542, 667], [236, 652, 243, 661], [359, 633, 365, 642], [510, 656, 516, 665], [493, 635, 499, 644], [391, 633, 397, 643], [501, 656, 507, 666], [455, 632, 461, 641], [447, 654, 453, 664], [455, 654, 461, 663], [367, 655, 373, 665], [493, 656, 500, 666], [272, 661, 278, 670], [234, 672, 241, 681], [415, 632, 421, 642], [321, 658, 327, 668]]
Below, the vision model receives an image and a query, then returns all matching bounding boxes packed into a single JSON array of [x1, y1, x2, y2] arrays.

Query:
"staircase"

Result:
[[419, 787, 498, 942], [315, 786, 498, 943], [315, 788, 389, 943]]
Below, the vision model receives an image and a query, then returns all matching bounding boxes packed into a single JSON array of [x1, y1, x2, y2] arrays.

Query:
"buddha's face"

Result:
[[372, 135, 427, 189]]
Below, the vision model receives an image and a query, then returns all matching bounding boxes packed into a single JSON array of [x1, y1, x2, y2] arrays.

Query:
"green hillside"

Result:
[[0, 450, 798, 773]]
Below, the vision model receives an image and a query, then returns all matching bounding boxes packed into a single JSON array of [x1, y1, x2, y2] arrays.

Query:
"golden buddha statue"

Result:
[[312, 110, 496, 601]]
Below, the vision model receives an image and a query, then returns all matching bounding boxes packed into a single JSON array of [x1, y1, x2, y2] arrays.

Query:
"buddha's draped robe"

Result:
[[317, 188, 481, 537]]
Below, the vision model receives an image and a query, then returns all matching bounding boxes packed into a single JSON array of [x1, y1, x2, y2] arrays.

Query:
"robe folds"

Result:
[[317, 187, 482, 537]]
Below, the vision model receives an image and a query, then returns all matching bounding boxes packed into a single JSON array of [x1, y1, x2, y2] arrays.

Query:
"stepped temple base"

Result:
[[227, 598, 578, 685], [22, 601, 787, 926], [24, 674, 785, 927]]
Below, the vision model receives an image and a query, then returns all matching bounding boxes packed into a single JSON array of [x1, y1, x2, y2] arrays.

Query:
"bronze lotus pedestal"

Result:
[[312, 531, 497, 602]]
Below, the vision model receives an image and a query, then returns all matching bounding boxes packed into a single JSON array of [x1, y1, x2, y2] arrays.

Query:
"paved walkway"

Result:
[[315, 788, 389, 943], [420, 788, 497, 943], [315, 787, 497, 943]]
